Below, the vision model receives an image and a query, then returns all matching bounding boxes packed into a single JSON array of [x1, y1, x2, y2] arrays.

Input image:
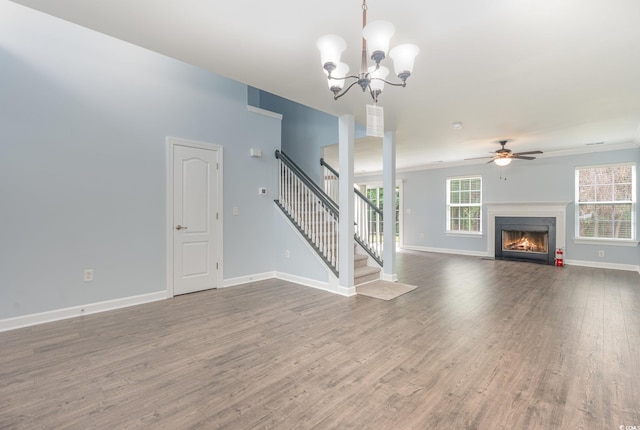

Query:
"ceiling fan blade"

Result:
[[512, 155, 536, 160], [513, 150, 543, 156], [464, 156, 495, 160]]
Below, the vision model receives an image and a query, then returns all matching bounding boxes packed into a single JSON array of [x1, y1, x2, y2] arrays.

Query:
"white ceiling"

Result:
[[11, 0, 640, 172]]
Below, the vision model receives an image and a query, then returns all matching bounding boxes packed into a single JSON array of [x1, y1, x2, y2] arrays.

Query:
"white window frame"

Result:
[[446, 175, 482, 236], [574, 162, 637, 246]]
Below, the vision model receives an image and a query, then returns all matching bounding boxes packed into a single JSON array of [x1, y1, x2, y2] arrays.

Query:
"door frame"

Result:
[[166, 136, 223, 298]]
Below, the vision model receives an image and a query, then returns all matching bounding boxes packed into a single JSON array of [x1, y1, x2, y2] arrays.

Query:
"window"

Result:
[[575, 163, 636, 240], [364, 185, 400, 243], [447, 176, 482, 233]]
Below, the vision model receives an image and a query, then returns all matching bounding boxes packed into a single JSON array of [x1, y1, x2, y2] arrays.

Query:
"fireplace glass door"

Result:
[[501, 230, 548, 254]]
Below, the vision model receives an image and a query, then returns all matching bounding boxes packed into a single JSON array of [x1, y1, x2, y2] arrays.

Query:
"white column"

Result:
[[338, 115, 355, 292], [382, 130, 397, 281]]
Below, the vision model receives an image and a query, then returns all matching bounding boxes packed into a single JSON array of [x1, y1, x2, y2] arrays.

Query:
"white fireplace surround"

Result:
[[486, 202, 569, 258]]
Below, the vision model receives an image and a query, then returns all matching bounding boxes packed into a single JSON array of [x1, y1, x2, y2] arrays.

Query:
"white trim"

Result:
[[381, 273, 399, 282], [275, 271, 355, 296], [565, 259, 640, 273], [401, 244, 488, 257], [223, 270, 355, 296], [387, 141, 640, 174], [0, 291, 167, 333], [166, 137, 224, 298], [446, 232, 483, 238], [223, 271, 277, 288], [573, 237, 639, 247], [575, 161, 636, 170], [574, 162, 636, 242], [247, 105, 283, 120], [446, 175, 483, 234], [486, 202, 569, 257]]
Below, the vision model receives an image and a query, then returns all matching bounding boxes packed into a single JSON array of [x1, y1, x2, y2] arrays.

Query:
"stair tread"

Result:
[[354, 266, 381, 276]]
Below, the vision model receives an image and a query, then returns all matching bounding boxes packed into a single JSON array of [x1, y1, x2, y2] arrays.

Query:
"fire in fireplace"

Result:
[[495, 217, 556, 265], [502, 230, 548, 254]]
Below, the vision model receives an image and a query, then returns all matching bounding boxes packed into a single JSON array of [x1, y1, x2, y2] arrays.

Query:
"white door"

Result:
[[172, 144, 220, 295]]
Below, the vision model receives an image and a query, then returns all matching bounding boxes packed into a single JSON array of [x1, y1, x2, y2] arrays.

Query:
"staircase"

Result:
[[354, 253, 381, 285], [275, 150, 381, 286]]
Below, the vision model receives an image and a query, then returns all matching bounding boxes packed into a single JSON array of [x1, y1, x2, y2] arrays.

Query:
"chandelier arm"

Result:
[[333, 80, 362, 100], [328, 74, 361, 82], [370, 77, 407, 88]]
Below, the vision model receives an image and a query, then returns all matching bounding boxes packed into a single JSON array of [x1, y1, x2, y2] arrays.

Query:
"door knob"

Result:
[[176, 225, 188, 230]]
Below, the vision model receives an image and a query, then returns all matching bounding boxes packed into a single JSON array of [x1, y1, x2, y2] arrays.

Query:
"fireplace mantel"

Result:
[[486, 202, 569, 258]]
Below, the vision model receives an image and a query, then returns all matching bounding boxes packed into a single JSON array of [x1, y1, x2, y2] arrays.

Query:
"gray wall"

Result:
[[256, 91, 338, 184], [359, 147, 640, 266], [0, 3, 280, 319]]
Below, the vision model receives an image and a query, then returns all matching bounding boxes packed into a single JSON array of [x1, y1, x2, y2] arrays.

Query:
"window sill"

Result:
[[573, 237, 639, 247], [446, 231, 483, 238]]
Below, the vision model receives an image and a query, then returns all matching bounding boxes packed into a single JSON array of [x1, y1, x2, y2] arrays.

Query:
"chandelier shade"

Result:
[[317, 35, 347, 70], [317, 0, 418, 103], [327, 63, 350, 90], [368, 66, 389, 93], [389, 44, 420, 79], [362, 20, 395, 63]]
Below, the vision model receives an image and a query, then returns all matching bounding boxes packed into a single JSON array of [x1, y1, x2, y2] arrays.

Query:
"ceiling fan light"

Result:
[[362, 20, 395, 63], [389, 44, 419, 80], [494, 158, 512, 167], [317, 35, 347, 72]]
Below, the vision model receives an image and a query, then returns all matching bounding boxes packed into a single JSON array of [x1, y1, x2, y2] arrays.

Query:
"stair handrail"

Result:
[[275, 150, 339, 276], [277, 151, 338, 213], [320, 158, 384, 266], [320, 158, 382, 219]]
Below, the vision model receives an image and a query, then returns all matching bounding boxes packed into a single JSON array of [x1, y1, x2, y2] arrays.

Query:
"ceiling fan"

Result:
[[466, 140, 543, 166]]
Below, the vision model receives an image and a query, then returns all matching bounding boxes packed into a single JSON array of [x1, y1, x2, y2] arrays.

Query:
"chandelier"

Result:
[[317, 0, 419, 103]]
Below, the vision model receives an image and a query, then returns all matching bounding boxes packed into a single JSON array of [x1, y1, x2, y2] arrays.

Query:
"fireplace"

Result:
[[495, 217, 556, 265]]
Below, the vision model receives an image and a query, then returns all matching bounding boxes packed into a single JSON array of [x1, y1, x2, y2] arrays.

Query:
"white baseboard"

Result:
[[223, 271, 277, 288], [223, 271, 356, 296], [0, 291, 168, 333], [565, 259, 640, 273], [275, 272, 356, 297], [401, 245, 488, 257], [381, 273, 398, 282]]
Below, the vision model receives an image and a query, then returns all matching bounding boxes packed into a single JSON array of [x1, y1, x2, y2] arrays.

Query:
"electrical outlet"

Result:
[[598, 250, 605, 257], [232, 207, 239, 215], [84, 269, 94, 282], [285, 250, 290, 258]]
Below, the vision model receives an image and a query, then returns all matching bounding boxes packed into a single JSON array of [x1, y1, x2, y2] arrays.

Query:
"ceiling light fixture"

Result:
[[317, 0, 419, 103], [494, 157, 512, 167]]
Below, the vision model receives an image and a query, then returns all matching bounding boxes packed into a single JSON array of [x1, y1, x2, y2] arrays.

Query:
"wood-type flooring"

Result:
[[1, 250, 639, 429]]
